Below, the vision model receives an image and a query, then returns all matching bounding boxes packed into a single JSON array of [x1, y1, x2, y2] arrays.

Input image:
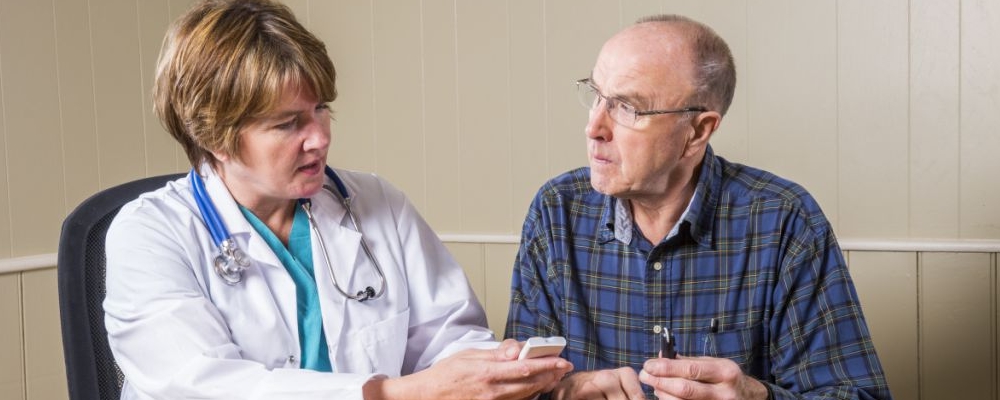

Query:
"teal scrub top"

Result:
[[240, 204, 333, 372]]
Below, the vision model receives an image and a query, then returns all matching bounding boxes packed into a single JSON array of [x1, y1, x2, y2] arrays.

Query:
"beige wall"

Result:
[[1, 1, 999, 400]]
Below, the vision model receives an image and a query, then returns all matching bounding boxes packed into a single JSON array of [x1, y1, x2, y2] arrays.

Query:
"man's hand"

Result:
[[549, 367, 646, 400], [366, 339, 572, 400], [638, 356, 769, 400]]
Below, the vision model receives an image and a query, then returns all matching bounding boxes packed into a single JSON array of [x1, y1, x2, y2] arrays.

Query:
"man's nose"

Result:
[[585, 101, 612, 142]]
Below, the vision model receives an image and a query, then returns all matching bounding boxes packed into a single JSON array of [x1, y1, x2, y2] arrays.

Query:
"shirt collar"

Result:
[[610, 189, 697, 245], [599, 144, 722, 248]]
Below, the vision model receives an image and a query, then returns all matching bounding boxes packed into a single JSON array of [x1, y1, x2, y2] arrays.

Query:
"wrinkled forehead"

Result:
[[591, 24, 698, 102]]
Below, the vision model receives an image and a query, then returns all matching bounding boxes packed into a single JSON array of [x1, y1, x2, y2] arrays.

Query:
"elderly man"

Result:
[[505, 14, 891, 400]]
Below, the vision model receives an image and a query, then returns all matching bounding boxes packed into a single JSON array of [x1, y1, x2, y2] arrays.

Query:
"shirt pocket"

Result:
[[340, 308, 410, 376], [683, 322, 767, 377]]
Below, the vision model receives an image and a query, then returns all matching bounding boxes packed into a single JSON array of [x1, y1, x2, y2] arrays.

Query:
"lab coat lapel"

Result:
[[201, 167, 298, 341], [202, 168, 285, 271], [308, 189, 362, 350]]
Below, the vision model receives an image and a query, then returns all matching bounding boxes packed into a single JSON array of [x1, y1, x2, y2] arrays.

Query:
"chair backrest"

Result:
[[57, 173, 184, 400]]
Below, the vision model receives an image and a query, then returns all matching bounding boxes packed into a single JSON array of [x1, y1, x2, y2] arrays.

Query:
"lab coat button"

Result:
[[288, 355, 296, 364]]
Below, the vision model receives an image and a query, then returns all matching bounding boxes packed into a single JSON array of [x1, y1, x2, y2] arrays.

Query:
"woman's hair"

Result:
[[153, 0, 337, 171]]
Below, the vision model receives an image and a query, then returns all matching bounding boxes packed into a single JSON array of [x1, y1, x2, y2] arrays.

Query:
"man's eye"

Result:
[[616, 101, 636, 114], [608, 99, 631, 113]]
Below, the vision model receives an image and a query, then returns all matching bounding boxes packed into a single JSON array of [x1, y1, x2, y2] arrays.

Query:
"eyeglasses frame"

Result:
[[576, 78, 708, 126]]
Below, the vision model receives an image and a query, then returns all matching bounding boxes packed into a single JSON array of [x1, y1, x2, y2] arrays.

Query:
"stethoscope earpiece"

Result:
[[357, 286, 376, 302]]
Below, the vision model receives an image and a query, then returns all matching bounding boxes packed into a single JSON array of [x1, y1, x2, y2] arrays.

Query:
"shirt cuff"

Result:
[[759, 379, 775, 400]]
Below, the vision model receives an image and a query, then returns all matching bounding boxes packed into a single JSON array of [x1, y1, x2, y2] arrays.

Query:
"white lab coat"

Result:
[[104, 167, 496, 400]]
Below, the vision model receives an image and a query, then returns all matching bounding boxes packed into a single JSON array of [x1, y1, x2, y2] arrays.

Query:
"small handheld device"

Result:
[[517, 336, 567, 360], [660, 328, 676, 359]]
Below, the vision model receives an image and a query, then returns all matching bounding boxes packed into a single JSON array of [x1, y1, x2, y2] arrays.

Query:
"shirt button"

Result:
[[653, 325, 663, 334], [652, 261, 663, 271]]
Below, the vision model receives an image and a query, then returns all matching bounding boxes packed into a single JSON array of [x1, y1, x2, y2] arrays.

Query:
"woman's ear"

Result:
[[209, 148, 230, 163]]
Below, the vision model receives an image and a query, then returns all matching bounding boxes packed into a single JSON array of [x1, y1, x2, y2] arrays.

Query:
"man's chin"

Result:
[[589, 178, 618, 196]]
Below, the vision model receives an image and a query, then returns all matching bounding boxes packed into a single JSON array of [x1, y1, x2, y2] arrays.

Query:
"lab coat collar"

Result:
[[198, 165, 285, 272]]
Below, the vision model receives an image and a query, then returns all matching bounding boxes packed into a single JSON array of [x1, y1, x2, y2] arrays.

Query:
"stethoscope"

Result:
[[189, 166, 387, 302]]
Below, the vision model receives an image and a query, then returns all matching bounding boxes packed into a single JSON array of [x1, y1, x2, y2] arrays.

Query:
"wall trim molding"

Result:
[[0, 253, 58, 275], [5, 237, 999, 274]]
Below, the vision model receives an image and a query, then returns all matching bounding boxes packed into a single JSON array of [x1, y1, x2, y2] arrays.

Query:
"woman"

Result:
[[103, 1, 571, 398]]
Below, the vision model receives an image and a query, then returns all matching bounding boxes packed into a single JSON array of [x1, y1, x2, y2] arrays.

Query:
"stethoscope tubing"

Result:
[[190, 166, 387, 301], [189, 169, 230, 245]]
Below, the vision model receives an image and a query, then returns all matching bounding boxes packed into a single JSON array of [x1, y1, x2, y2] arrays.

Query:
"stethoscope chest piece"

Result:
[[213, 238, 249, 285]]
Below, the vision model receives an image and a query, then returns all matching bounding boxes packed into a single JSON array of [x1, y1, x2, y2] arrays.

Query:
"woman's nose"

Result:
[[303, 119, 331, 150]]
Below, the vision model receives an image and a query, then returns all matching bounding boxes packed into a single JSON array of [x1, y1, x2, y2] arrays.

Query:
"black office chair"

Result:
[[57, 173, 183, 400]]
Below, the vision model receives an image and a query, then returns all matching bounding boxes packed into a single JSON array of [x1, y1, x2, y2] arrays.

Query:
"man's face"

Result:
[[585, 25, 704, 201]]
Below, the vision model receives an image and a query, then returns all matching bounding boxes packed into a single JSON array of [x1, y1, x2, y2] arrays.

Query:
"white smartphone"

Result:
[[517, 336, 567, 360]]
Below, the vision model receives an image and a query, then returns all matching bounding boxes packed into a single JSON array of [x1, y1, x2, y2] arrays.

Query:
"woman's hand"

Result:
[[364, 339, 573, 400]]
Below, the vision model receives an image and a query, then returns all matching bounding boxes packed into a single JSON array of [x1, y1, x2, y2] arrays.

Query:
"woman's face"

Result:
[[212, 82, 332, 211]]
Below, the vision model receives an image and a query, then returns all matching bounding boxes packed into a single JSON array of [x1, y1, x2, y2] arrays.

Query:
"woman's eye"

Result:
[[274, 118, 297, 130]]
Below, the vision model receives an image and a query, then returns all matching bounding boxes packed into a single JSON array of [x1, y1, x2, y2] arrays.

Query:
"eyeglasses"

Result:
[[576, 78, 707, 127]]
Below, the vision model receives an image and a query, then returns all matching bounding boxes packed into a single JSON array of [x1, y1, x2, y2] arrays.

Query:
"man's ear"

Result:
[[684, 111, 721, 158]]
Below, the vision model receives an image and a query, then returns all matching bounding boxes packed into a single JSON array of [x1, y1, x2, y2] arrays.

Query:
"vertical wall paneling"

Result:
[[847, 251, 918, 399], [455, 1, 511, 232], [508, 0, 548, 232], [443, 242, 487, 324], [619, 0, 658, 31], [909, 1, 960, 238], [136, 1, 182, 177], [0, 8, 9, 259], [543, 0, 616, 177], [53, 0, 101, 215], [960, 0, 1000, 238], [484, 243, 518, 339], [319, 0, 377, 173], [90, 0, 146, 188], [372, 1, 426, 212], [920, 252, 994, 399], [0, 274, 24, 400], [745, 1, 840, 227], [21, 270, 66, 400], [663, 1, 750, 164], [421, 0, 463, 233], [281, 0, 307, 21], [0, 0, 66, 256], [837, 0, 910, 238]]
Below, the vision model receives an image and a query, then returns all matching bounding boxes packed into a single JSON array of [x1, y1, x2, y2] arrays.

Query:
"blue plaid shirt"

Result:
[[505, 146, 891, 399]]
